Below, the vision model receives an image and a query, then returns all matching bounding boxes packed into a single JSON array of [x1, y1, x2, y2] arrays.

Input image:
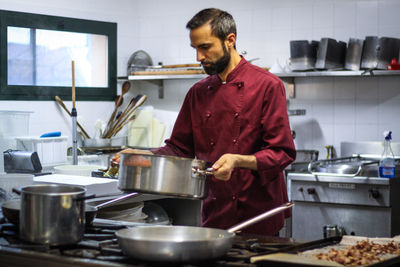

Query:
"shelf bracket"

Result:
[[148, 80, 164, 99], [280, 77, 295, 99]]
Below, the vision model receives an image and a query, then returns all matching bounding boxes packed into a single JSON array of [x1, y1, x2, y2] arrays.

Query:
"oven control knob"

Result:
[[368, 189, 380, 199], [307, 188, 316, 194], [298, 187, 303, 192]]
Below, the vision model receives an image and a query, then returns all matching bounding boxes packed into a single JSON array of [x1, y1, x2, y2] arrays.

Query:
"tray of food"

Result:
[[251, 235, 400, 266]]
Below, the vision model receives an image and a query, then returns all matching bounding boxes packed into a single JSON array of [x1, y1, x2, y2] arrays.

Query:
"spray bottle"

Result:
[[379, 131, 396, 178]]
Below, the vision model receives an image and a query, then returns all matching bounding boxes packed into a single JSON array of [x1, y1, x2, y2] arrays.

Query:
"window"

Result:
[[0, 10, 117, 100]]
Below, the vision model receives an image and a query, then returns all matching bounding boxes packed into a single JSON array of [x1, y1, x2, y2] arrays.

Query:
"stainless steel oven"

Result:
[[288, 156, 400, 241]]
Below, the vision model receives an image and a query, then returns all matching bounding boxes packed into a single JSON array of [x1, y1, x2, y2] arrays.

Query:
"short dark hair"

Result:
[[186, 8, 237, 43]]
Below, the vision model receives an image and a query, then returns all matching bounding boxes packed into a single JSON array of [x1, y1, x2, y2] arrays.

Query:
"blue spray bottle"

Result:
[[379, 131, 396, 178]]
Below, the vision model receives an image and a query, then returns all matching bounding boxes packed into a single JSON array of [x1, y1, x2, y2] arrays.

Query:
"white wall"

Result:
[[0, 0, 399, 158]]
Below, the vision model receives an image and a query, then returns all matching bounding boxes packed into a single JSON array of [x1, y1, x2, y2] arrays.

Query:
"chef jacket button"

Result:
[[234, 112, 239, 118], [206, 112, 211, 118], [237, 82, 243, 88], [232, 195, 237, 200], [207, 85, 212, 90], [210, 141, 215, 146], [232, 139, 237, 144], [212, 197, 217, 200]]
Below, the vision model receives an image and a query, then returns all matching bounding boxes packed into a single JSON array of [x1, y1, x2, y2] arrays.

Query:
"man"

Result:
[[152, 8, 296, 236]]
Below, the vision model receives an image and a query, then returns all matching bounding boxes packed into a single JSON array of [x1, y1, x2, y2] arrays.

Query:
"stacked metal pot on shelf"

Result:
[[289, 36, 400, 71]]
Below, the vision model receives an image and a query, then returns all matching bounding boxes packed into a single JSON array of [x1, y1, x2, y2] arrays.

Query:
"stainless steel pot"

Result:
[[116, 202, 294, 262], [118, 153, 211, 199], [18, 184, 87, 245]]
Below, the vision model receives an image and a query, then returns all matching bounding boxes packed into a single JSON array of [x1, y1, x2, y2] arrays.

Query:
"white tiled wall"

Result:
[[0, 0, 399, 158]]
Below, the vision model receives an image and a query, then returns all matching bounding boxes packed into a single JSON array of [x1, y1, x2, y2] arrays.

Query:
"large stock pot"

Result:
[[117, 153, 212, 199], [17, 184, 89, 245]]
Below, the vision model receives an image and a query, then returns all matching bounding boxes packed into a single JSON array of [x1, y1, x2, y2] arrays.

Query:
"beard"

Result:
[[201, 45, 231, 75]]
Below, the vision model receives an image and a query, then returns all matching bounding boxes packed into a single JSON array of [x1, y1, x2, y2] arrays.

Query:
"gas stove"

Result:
[[0, 221, 299, 267]]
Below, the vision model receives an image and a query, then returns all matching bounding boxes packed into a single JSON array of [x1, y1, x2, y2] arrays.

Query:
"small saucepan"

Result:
[[1, 191, 140, 226], [116, 202, 294, 262]]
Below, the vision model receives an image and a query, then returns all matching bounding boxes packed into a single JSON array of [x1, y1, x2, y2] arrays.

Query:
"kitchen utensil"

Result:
[[15, 184, 93, 245], [1, 191, 138, 226], [289, 40, 319, 71], [103, 81, 131, 138], [115, 202, 294, 262], [344, 38, 364, 70], [71, 61, 78, 165], [127, 50, 153, 75], [361, 36, 400, 70], [118, 152, 212, 198], [106, 95, 147, 138], [55, 96, 90, 139], [315, 38, 347, 70]]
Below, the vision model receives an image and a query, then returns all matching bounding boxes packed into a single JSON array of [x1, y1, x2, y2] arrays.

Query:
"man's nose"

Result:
[[196, 50, 205, 62]]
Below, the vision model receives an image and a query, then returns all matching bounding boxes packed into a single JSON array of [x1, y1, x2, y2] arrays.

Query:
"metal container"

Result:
[[315, 38, 347, 70], [118, 153, 210, 199], [19, 184, 86, 245], [289, 40, 319, 71], [344, 38, 364, 70], [361, 36, 400, 70]]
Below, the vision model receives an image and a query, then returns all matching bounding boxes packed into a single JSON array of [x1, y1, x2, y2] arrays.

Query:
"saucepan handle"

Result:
[[192, 167, 214, 176]]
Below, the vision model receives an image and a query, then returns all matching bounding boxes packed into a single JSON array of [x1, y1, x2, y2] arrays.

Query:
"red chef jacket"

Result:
[[153, 57, 296, 235]]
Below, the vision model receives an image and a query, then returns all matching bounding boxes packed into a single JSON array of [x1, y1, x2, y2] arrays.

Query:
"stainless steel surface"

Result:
[[308, 156, 379, 177], [292, 201, 392, 240], [115, 202, 293, 261], [315, 38, 346, 70], [118, 153, 208, 199], [289, 40, 319, 71], [344, 38, 364, 70], [361, 36, 379, 69], [288, 171, 400, 241], [72, 110, 78, 165], [116, 226, 234, 262], [290, 174, 390, 206], [19, 184, 86, 245]]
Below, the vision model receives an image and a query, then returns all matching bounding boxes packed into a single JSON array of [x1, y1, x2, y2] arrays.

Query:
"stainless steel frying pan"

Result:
[[115, 202, 294, 262]]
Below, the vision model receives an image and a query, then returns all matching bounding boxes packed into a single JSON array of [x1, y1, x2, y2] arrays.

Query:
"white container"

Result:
[[0, 111, 32, 152], [16, 136, 68, 167], [0, 110, 31, 137]]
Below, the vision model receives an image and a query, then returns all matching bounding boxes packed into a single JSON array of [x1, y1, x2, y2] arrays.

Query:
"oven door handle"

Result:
[[308, 162, 363, 177]]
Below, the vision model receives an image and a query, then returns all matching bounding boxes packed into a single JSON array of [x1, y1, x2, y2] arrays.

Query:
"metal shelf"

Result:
[[117, 70, 400, 99], [275, 70, 400, 78]]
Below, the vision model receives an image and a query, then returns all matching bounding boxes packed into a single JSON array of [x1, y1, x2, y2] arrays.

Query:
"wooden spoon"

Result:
[[103, 81, 131, 137]]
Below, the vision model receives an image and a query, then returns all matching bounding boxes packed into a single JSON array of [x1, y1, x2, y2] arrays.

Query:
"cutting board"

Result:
[[250, 253, 343, 266]]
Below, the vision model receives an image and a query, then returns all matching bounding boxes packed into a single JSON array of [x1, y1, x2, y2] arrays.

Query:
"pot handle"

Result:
[[192, 167, 214, 176], [74, 194, 96, 202], [12, 187, 21, 195]]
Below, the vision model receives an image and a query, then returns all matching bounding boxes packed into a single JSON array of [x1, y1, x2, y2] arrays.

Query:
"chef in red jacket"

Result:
[[115, 8, 296, 236], [151, 8, 296, 236]]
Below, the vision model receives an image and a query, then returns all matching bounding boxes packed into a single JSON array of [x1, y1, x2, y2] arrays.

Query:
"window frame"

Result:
[[0, 9, 117, 101]]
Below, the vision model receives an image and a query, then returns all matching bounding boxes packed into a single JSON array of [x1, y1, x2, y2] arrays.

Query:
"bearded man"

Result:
[[150, 8, 296, 236]]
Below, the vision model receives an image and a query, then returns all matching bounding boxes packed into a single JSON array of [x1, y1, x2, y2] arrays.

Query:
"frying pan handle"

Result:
[[227, 202, 294, 233]]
